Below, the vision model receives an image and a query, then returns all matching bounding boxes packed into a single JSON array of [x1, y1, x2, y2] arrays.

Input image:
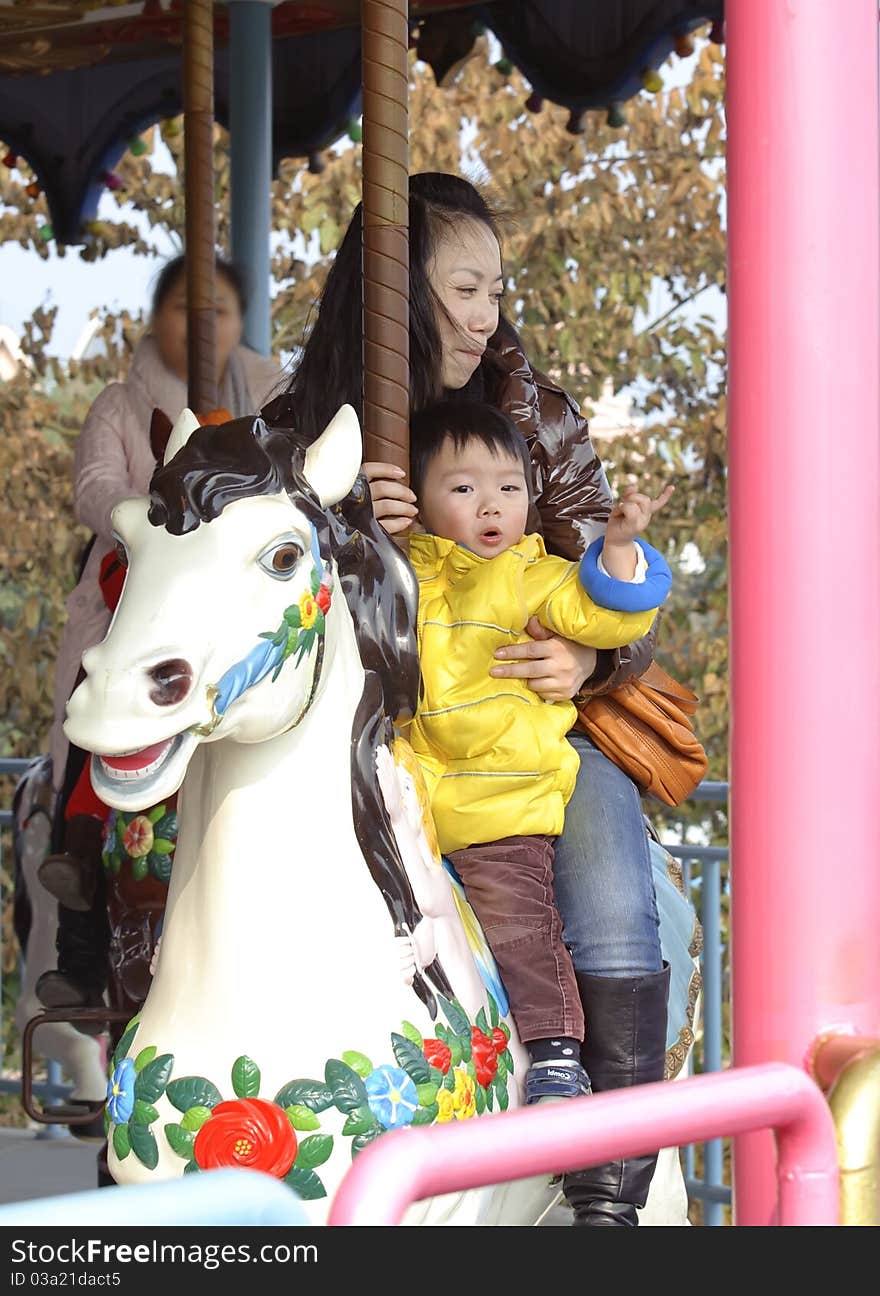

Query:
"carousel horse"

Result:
[[63, 403, 697, 1224], [11, 756, 108, 1118]]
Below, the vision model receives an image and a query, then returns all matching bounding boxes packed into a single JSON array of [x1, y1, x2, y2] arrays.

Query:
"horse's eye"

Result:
[[114, 540, 129, 569], [259, 540, 303, 578]]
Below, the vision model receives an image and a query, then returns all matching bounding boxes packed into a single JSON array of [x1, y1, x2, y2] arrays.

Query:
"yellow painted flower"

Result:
[[452, 1069, 476, 1120], [436, 1089, 455, 1123], [299, 590, 318, 629]]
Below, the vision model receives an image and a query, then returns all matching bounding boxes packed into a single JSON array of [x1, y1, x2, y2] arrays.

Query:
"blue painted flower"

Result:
[[106, 1057, 136, 1124], [102, 810, 117, 861], [364, 1065, 419, 1129]]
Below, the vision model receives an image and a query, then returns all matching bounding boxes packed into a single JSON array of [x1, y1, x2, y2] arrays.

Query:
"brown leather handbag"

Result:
[[575, 661, 708, 807]]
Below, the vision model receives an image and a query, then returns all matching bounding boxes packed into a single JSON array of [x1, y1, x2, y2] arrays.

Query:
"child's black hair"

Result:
[[409, 400, 534, 498]]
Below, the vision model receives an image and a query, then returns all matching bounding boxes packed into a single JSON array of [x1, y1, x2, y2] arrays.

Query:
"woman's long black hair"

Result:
[[284, 172, 511, 445]]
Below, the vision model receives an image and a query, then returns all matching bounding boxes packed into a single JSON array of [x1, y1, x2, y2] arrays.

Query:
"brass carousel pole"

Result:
[[183, 0, 217, 414], [361, 0, 409, 474]]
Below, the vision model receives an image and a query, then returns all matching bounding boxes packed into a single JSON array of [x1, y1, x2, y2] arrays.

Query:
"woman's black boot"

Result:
[[562, 963, 670, 1226]]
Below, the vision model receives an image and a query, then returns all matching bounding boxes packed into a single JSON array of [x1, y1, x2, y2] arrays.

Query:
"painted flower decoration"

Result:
[[316, 583, 331, 615], [436, 1088, 455, 1123], [364, 1064, 419, 1129], [102, 810, 117, 858], [452, 1068, 476, 1120], [298, 589, 319, 630], [422, 1038, 451, 1075], [122, 815, 154, 859], [106, 1057, 136, 1124], [193, 1098, 298, 1177], [471, 1027, 499, 1087]]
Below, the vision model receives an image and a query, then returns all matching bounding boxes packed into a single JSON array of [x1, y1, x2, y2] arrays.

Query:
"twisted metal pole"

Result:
[[361, 0, 409, 474], [184, 0, 217, 413]]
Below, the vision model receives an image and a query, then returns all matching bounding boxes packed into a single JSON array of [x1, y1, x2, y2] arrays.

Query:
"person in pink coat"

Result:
[[37, 256, 282, 1001]]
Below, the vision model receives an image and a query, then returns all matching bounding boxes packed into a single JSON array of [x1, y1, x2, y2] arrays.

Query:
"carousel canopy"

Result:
[[0, 1, 722, 245]]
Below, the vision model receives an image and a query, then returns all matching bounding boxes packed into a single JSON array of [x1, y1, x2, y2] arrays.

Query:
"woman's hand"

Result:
[[489, 616, 598, 702], [362, 461, 418, 536]]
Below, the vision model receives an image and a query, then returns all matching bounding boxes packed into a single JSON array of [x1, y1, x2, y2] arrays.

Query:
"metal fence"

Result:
[[0, 757, 732, 1221]]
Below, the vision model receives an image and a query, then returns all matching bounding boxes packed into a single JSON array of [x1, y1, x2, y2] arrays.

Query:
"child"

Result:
[[407, 400, 673, 1103]]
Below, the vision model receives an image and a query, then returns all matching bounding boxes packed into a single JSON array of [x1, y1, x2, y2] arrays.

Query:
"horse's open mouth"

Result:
[[90, 732, 196, 808], [99, 737, 180, 782]]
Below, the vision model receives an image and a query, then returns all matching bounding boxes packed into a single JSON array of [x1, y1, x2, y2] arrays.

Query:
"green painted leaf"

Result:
[[103, 1107, 111, 1137], [132, 854, 149, 882], [134, 1045, 157, 1073], [147, 805, 167, 824], [325, 1059, 368, 1114], [494, 1075, 509, 1112], [412, 1104, 438, 1126], [310, 567, 320, 596], [153, 812, 178, 838], [503, 1049, 514, 1076], [164, 1123, 196, 1159], [442, 1069, 456, 1093], [109, 855, 121, 875], [498, 1021, 511, 1042], [112, 1122, 131, 1161], [132, 1100, 159, 1125], [434, 1022, 448, 1043], [448, 1037, 462, 1067], [341, 1105, 379, 1137], [231, 1055, 261, 1099], [351, 1128, 383, 1159], [429, 1066, 444, 1087], [283, 1166, 326, 1201], [181, 1105, 213, 1132], [111, 1021, 140, 1070], [488, 995, 500, 1029], [129, 1122, 159, 1170], [286, 1105, 320, 1131], [475, 1007, 489, 1036], [475, 1085, 486, 1115], [283, 604, 301, 628], [166, 1076, 223, 1113], [296, 1133, 333, 1169], [391, 1033, 430, 1085], [151, 838, 175, 855], [458, 1032, 472, 1062], [495, 1052, 507, 1082], [183, 1158, 201, 1174], [415, 1082, 439, 1107], [484, 1080, 494, 1111], [134, 1054, 174, 1103], [341, 1050, 373, 1078], [438, 995, 470, 1036], [149, 853, 173, 884], [273, 1079, 333, 1113], [400, 1020, 424, 1048]]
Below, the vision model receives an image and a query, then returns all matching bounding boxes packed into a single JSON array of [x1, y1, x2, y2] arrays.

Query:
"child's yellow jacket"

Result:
[[408, 532, 660, 854]]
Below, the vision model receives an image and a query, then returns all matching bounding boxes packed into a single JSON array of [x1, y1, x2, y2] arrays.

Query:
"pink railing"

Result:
[[328, 1063, 838, 1226]]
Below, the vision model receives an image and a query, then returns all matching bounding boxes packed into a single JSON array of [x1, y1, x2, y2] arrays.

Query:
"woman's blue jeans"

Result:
[[552, 731, 662, 979]]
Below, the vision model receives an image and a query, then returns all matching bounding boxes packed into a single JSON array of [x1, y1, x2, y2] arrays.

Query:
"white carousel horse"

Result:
[[63, 403, 695, 1224], [11, 756, 107, 1110]]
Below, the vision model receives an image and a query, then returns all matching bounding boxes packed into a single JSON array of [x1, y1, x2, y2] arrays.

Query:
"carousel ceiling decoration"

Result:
[[0, 1, 723, 244]]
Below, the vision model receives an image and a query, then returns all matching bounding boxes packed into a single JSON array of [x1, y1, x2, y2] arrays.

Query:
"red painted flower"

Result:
[[491, 1027, 508, 1056], [471, 1027, 499, 1087], [193, 1098, 298, 1177], [316, 583, 332, 614], [422, 1038, 451, 1074], [122, 815, 154, 859]]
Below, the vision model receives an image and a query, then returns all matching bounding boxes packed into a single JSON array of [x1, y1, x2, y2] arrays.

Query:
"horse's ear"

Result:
[[303, 404, 363, 507], [163, 408, 201, 465]]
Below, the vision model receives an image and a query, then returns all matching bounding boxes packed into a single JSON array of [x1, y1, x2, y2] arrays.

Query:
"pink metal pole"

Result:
[[726, 0, 880, 1225], [329, 1065, 838, 1226]]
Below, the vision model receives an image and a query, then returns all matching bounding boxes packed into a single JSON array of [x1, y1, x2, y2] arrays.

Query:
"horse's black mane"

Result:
[[148, 410, 452, 1013]]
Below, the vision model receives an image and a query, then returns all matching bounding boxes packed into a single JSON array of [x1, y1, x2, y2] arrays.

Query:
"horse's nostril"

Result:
[[147, 658, 193, 707]]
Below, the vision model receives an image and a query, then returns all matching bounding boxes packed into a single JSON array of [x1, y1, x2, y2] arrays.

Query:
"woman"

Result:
[[38, 254, 282, 1009], [279, 172, 676, 1227]]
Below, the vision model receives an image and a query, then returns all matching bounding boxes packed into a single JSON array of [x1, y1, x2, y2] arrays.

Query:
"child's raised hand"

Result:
[[605, 482, 674, 548]]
